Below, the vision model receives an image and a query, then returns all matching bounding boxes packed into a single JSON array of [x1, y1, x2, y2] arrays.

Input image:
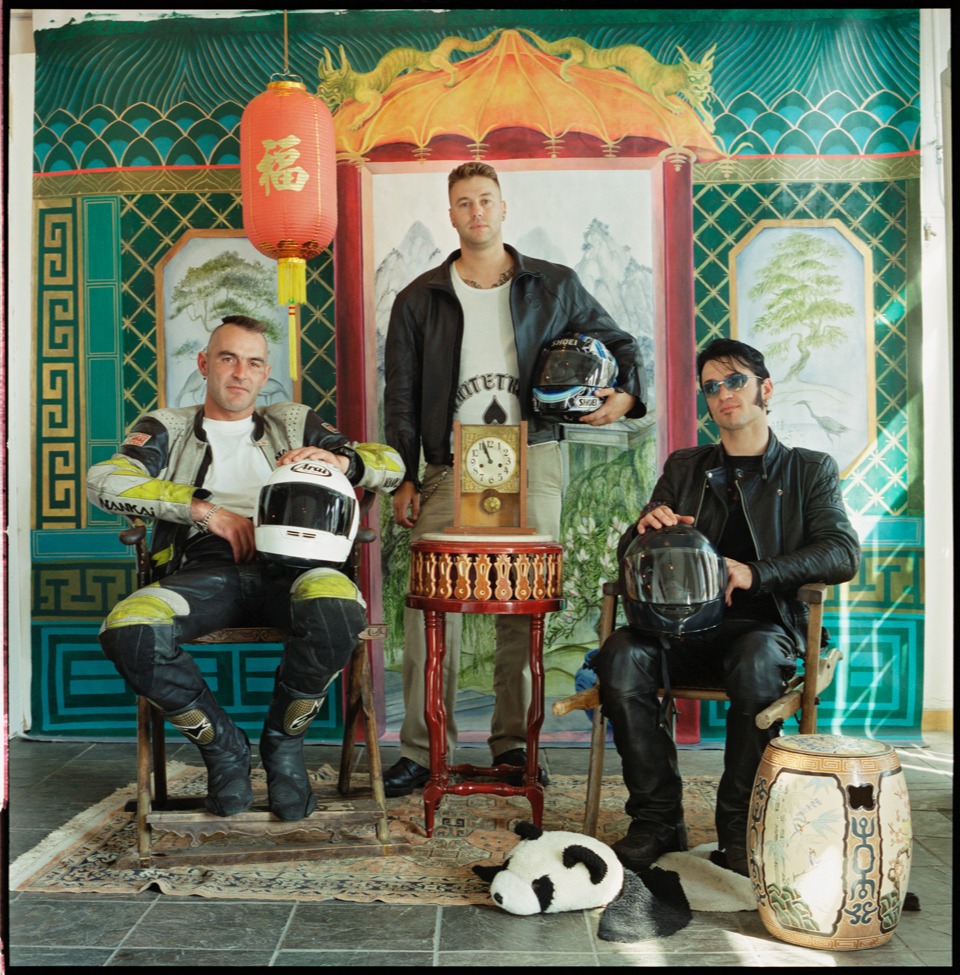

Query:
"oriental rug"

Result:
[[10, 764, 753, 911]]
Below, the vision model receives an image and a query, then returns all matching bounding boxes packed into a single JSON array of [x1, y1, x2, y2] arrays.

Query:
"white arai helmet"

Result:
[[255, 460, 359, 568]]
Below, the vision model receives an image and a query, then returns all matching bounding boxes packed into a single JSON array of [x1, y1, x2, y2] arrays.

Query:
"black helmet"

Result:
[[620, 525, 727, 637], [531, 333, 618, 422]]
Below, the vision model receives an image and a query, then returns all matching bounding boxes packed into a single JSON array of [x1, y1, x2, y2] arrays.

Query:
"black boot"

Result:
[[165, 685, 253, 817], [604, 691, 687, 870], [715, 701, 779, 876], [259, 678, 326, 821]]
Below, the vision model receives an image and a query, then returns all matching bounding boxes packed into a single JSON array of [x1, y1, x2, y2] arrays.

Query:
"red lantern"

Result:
[[240, 80, 337, 375]]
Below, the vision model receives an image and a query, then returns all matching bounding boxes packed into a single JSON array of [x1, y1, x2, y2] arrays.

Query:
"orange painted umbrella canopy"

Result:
[[333, 30, 721, 163]]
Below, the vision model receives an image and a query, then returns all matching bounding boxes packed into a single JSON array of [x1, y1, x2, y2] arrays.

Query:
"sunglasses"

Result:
[[700, 373, 763, 397]]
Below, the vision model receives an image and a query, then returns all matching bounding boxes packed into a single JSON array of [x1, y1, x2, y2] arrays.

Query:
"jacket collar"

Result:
[[707, 428, 783, 478], [428, 243, 540, 291]]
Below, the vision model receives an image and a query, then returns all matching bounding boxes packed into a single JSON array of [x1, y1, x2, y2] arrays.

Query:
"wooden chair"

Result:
[[113, 494, 411, 868], [552, 580, 842, 836]]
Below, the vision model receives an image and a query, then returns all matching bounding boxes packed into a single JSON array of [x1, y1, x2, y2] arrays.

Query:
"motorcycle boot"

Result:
[[715, 700, 779, 876], [164, 685, 253, 817], [598, 630, 688, 871], [609, 714, 688, 870], [259, 676, 326, 821]]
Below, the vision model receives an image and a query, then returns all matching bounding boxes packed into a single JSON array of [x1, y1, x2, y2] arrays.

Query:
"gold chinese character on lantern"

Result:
[[256, 135, 310, 195]]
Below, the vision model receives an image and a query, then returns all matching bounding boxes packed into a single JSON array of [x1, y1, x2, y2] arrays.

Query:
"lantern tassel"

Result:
[[287, 303, 299, 382], [277, 257, 307, 306]]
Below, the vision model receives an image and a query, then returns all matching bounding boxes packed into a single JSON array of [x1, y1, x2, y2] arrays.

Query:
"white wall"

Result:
[[6, 11, 37, 735], [919, 9, 953, 715]]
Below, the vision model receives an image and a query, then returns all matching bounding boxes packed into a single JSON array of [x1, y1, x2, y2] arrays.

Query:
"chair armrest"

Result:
[[119, 516, 151, 588], [797, 581, 827, 605], [119, 517, 147, 548], [755, 647, 843, 729], [552, 686, 600, 717]]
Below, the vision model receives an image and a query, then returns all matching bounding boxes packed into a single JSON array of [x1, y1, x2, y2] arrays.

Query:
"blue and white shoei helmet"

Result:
[[255, 460, 358, 568], [531, 333, 618, 422]]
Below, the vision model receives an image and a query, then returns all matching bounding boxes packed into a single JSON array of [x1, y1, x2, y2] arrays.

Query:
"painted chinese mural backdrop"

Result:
[[30, 10, 923, 742]]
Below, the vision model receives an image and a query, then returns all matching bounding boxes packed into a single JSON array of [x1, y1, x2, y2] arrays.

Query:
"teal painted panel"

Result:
[[88, 358, 122, 441], [31, 622, 347, 741], [86, 285, 120, 355], [698, 611, 923, 742], [83, 197, 120, 281], [33, 529, 135, 560], [856, 515, 922, 547]]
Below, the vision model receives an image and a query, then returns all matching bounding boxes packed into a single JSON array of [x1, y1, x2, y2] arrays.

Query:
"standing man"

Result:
[[595, 338, 861, 875], [382, 162, 647, 796], [88, 315, 404, 822]]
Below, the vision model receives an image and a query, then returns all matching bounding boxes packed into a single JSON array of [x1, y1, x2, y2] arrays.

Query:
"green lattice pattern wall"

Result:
[[693, 179, 911, 517], [119, 191, 337, 425]]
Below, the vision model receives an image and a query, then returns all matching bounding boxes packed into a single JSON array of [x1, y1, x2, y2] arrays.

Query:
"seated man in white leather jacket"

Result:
[[87, 315, 404, 823]]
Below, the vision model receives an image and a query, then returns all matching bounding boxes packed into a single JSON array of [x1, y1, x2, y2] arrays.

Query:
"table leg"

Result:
[[525, 613, 547, 826], [422, 609, 447, 838]]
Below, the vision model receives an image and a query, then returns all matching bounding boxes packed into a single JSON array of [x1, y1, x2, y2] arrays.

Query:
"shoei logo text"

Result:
[[292, 461, 334, 478], [573, 394, 602, 408]]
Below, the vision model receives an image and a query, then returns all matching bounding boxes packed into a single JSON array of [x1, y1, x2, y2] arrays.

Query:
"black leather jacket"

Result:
[[384, 245, 647, 488], [618, 431, 861, 650]]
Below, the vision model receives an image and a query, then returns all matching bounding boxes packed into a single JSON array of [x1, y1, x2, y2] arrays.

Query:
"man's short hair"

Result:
[[448, 162, 501, 193], [207, 315, 269, 352], [696, 338, 770, 382], [219, 314, 268, 335]]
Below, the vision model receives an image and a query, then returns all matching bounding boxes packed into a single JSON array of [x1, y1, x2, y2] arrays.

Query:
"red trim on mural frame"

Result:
[[334, 162, 386, 736], [334, 132, 702, 742]]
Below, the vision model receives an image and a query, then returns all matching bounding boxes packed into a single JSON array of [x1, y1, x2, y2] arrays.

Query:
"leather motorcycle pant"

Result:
[[596, 620, 795, 845], [99, 537, 367, 710]]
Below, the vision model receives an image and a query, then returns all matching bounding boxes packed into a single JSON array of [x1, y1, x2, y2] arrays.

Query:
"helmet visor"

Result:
[[625, 547, 725, 608], [538, 348, 616, 387], [259, 482, 357, 537]]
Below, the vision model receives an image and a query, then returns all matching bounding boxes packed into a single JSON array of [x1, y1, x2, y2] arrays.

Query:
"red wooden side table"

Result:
[[406, 534, 564, 837]]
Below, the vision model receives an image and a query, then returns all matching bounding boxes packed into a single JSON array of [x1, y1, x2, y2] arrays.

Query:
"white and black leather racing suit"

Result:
[[86, 403, 404, 820]]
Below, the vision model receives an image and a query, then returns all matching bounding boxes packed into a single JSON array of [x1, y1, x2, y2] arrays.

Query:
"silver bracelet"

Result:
[[196, 503, 222, 533]]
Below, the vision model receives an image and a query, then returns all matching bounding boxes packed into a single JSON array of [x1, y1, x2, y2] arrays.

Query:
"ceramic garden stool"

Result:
[[748, 734, 912, 951]]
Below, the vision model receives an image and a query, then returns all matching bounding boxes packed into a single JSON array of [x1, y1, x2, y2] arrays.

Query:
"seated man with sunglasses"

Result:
[[594, 337, 861, 876]]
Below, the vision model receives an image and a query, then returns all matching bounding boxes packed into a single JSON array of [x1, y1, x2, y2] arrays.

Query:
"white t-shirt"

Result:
[[201, 415, 273, 519], [451, 266, 521, 430]]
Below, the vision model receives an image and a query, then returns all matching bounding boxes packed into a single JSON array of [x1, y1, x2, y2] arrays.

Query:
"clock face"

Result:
[[464, 436, 517, 487]]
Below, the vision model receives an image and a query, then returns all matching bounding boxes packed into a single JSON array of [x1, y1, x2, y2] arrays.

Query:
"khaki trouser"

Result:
[[399, 441, 563, 766]]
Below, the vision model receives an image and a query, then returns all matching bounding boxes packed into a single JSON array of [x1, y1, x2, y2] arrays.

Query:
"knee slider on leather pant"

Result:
[[100, 586, 189, 662], [283, 568, 367, 690]]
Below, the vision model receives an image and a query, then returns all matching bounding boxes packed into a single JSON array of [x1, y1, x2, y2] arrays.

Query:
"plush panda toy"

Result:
[[473, 821, 692, 943], [473, 821, 624, 915]]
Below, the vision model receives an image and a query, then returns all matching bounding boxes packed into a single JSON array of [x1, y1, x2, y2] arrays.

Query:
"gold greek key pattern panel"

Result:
[[41, 213, 75, 284], [33, 565, 135, 619], [40, 444, 78, 523], [41, 291, 78, 358], [40, 364, 77, 438], [845, 551, 923, 613], [36, 202, 83, 528]]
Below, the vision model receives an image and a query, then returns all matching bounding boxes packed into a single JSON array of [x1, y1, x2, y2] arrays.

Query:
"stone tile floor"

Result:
[[4, 730, 952, 967]]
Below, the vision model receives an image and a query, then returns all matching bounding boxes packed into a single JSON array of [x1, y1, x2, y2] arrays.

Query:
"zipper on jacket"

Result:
[[735, 474, 795, 640]]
